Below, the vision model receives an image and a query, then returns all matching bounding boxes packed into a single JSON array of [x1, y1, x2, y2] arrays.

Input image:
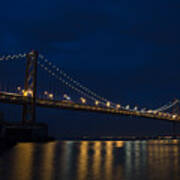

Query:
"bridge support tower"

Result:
[[22, 50, 38, 124], [172, 100, 180, 137]]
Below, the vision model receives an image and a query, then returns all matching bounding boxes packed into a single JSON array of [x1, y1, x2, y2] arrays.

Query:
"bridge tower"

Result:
[[22, 50, 38, 124], [172, 99, 180, 136]]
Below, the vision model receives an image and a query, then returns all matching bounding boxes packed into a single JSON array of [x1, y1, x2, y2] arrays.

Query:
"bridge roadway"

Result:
[[0, 92, 180, 123]]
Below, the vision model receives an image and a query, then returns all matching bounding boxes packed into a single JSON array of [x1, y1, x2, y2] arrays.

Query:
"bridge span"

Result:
[[0, 50, 180, 132], [0, 92, 180, 123]]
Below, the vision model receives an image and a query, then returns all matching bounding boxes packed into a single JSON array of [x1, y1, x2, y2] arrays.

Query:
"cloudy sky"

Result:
[[0, 0, 180, 136]]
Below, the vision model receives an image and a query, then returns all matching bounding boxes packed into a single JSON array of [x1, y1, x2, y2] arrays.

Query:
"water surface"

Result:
[[0, 140, 180, 180]]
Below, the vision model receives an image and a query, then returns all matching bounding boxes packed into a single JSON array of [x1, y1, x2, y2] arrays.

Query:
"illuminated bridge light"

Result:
[[49, 93, 54, 99], [116, 104, 121, 109], [95, 100, 99, 106], [80, 97, 86, 104], [172, 114, 177, 119], [134, 106, 138, 111], [125, 105, 130, 110], [147, 109, 153, 113], [44, 91, 48, 95], [106, 101, 110, 107], [64, 94, 71, 100], [23, 90, 27, 96], [17, 86, 21, 91], [22, 89, 33, 97]]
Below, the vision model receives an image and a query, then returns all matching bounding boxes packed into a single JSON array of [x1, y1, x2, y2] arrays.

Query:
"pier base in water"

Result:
[[0, 122, 53, 142]]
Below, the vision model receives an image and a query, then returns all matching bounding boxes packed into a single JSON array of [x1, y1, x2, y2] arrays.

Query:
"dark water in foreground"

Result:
[[0, 140, 180, 180]]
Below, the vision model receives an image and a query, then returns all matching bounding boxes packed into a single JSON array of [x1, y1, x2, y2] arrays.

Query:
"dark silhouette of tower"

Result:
[[22, 50, 38, 124], [172, 99, 180, 136]]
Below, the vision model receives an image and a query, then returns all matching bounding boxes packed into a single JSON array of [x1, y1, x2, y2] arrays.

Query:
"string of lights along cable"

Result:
[[0, 50, 180, 122]]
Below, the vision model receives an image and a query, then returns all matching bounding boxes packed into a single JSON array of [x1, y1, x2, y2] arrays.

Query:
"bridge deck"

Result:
[[0, 92, 180, 122]]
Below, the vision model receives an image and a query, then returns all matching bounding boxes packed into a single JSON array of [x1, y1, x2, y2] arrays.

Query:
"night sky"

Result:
[[1, 0, 180, 137]]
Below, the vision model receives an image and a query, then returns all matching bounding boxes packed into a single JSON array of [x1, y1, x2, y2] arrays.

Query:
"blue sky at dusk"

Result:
[[0, 0, 180, 136]]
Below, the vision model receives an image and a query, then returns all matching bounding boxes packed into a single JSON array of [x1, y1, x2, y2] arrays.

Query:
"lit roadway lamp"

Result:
[[21, 89, 25, 94], [95, 100, 99, 106], [44, 91, 48, 95], [17, 86, 23, 95], [106, 101, 110, 107], [64, 94, 71, 101], [134, 106, 138, 111], [44, 91, 49, 99], [49, 93, 54, 99], [80, 97, 86, 104], [23, 90, 28, 97], [17, 86, 21, 91], [125, 105, 130, 110], [116, 104, 121, 109], [23, 89, 33, 97]]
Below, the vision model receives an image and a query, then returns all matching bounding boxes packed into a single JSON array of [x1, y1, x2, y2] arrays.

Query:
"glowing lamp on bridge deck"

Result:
[[147, 109, 153, 113], [17, 86, 21, 91], [116, 104, 121, 109], [172, 114, 177, 119], [134, 106, 138, 111], [21, 89, 24, 93], [125, 105, 130, 110], [153, 110, 158, 115], [106, 101, 110, 107], [63, 94, 71, 100], [95, 100, 99, 106], [44, 91, 48, 95], [23, 91, 28, 96], [80, 97, 86, 104], [23, 90, 33, 97], [49, 93, 54, 99], [158, 112, 162, 116]]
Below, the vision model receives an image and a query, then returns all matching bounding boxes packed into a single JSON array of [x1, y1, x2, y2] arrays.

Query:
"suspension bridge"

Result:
[[0, 50, 180, 126]]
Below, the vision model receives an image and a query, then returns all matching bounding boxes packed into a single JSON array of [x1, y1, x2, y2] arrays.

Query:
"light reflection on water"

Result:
[[0, 140, 180, 180]]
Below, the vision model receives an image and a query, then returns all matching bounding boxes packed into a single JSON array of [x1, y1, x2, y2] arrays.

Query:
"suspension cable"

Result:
[[0, 53, 26, 61], [154, 99, 179, 112], [38, 54, 117, 107], [37, 60, 109, 106]]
